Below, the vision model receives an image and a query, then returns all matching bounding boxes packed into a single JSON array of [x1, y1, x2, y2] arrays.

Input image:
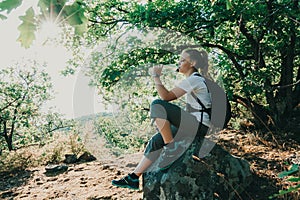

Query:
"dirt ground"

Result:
[[0, 154, 143, 200], [0, 124, 299, 200]]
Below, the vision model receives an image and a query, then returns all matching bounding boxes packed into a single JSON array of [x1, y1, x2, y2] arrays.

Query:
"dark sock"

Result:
[[129, 173, 139, 179]]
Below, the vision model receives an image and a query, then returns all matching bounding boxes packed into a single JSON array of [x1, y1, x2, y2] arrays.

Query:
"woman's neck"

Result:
[[185, 68, 198, 77]]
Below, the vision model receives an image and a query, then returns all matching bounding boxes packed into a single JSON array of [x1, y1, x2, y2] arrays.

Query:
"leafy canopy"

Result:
[[0, 0, 88, 48], [82, 0, 299, 130]]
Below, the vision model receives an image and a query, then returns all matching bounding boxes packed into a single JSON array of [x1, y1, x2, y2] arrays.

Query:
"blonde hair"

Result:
[[183, 49, 210, 78]]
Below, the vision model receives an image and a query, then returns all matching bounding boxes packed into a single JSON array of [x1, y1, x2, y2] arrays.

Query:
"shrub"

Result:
[[94, 115, 151, 156], [269, 164, 300, 199]]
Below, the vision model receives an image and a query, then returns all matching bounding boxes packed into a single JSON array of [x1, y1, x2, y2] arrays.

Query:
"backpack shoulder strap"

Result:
[[193, 73, 209, 93], [187, 73, 211, 118]]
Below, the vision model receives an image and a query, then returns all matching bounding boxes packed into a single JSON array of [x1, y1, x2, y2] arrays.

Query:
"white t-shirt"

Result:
[[176, 72, 211, 127]]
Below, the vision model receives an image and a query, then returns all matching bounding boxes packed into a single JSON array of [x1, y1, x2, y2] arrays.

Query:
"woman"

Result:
[[112, 49, 211, 190]]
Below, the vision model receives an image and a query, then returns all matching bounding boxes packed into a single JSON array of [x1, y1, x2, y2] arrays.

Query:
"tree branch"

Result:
[[232, 94, 270, 125], [202, 42, 246, 79], [45, 124, 74, 135], [88, 18, 127, 25], [0, 98, 20, 113], [114, 6, 130, 14], [239, 18, 263, 66]]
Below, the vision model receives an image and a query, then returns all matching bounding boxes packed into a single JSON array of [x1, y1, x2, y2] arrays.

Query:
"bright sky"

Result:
[[0, 1, 108, 119]]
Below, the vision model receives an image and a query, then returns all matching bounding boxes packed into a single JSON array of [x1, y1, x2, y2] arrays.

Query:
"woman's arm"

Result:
[[152, 65, 186, 101]]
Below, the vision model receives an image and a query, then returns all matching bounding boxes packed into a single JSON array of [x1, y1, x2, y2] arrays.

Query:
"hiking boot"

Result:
[[112, 174, 139, 190], [158, 141, 186, 171]]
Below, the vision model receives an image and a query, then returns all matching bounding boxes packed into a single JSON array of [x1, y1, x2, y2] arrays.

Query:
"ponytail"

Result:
[[183, 49, 211, 79]]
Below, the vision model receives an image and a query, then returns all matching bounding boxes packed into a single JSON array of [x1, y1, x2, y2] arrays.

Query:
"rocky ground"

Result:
[[0, 125, 299, 200], [0, 153, 143, 200]]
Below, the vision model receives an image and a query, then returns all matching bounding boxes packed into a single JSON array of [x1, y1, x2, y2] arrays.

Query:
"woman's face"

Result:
[[178, 52, 193, 74]]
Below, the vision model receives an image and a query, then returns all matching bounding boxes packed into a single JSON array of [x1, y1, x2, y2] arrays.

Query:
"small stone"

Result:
[[78, 152, 97, 163], [45, 164, 68, 174], [63, 154, 77, 164]]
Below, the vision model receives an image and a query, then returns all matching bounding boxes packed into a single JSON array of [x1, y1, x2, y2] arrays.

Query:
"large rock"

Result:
[[143, 137, 253, 200]]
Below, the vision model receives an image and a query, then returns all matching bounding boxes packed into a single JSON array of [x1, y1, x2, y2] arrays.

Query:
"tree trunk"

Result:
[[233, 95, 271, 128], [5, 136, 13, 151], [266, 20, 297, 130], [2, 121, 13, 151]]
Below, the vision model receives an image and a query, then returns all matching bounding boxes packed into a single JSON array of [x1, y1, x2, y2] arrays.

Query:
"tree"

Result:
[[82, 0, 299, 131], [0, 65, 52, 151], [0, 0, 87, 48], [2, 0, 298, 131]]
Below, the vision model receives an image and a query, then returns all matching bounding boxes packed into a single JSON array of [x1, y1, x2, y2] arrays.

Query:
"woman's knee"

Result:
[[151, 99, 167, 107], [150, 99, 168, 119]]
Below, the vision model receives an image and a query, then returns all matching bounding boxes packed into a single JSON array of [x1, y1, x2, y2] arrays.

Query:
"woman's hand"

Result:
[[150, 64, 186, 101], [152, 64, 163, 77]]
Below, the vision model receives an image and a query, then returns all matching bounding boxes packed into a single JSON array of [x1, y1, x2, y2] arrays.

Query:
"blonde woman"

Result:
[[112, 49, 211, 190]]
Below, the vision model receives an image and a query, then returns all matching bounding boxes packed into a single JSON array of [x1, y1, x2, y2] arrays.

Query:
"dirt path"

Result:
[[0, 121, 144, 200], [0, 153, 144, 200], [0, 122, 299, 200]]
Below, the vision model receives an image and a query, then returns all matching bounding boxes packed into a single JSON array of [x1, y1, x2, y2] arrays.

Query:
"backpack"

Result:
[[191, 73, 232, 129]]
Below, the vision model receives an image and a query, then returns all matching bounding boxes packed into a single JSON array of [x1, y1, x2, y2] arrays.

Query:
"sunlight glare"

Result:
[[38, 19, 62, 43]]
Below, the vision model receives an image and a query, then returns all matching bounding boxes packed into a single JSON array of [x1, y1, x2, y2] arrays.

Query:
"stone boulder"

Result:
[[143, 138, 253, 200], [63, 152, 97, 164]]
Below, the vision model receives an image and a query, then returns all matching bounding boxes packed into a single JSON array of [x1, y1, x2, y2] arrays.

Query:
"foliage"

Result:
[[0, 64, 53, 151], [39, 127, 87, 164], [269, 164, 300, 199], [0, 148, 34, 172], [2, 0, 299, 132], [69, 131, 86, 156], [80, 0, 299, 132], [0, 0, 22, 19], [85, 29, 186, 128], [0, 127, 88, 172], [17, 7, 36, 48], [0, 0, 88, 48], [94, 114, 152, 156], [33, 111, 75, 138], [0, 62, 76, 152]]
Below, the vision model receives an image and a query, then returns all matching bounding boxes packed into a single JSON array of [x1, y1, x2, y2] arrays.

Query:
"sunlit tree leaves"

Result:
[[64, 1, 86, 26], [0, 65, 52, 151], [0, 0, 22, 14], [17, 7, 36, 48], [82, 0, 299, 131], [0, 0, 88, 47], [0, 13, 6, 19]]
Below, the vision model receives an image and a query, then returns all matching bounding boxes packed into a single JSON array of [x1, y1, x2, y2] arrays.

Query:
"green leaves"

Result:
[[82, 0, 300, 131], [269, 164, 300, 199], [0, 0, 22, 14], [0, 0, 22, 20], [64, 2, 86, 26], [269, 184, 300, 199], [0, 65, 53, 151], [1, 0, 88, 47], [17, 7, 36, 48], [210, 0, 233, 10], [0, 13, 6, 19], [278, 164, 299, 178], [226, 0, 233, 10], [64, 2, 87, 35]]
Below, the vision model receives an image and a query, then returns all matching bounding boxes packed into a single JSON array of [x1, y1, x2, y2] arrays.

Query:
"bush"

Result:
[[269, 164, 300, 199], [0, 128, 88, 173], [94, 115, 152, 156]]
